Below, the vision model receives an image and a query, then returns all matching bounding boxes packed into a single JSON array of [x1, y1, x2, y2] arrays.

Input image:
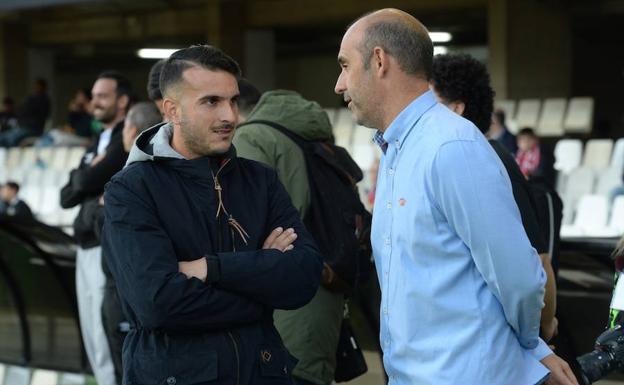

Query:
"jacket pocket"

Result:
[[128, 350, 218, 385], [257, 344, 298, 380]]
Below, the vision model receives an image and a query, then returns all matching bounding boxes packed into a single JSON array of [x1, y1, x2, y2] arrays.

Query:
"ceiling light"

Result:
[[429, 32, 452, 43], [137, 48, 179, 59]]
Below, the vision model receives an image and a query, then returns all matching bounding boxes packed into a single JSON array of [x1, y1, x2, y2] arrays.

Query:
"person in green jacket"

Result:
[[233, 88, 344, 385]]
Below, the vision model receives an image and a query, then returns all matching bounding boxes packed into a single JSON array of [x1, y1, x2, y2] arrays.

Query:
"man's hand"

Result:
[[541, 353, 579, 385], [91, 153, 105, 166], [178, 259, 207, 282], [542, 316, 559, 342], [263, 227, 297, 252]]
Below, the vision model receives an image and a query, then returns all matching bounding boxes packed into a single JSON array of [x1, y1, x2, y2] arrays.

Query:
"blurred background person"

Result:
[[488, 108, 517, 154], [0, 181, 34, 222]]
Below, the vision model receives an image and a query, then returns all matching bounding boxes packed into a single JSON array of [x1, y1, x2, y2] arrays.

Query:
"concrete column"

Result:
[[488, 0, 509, 99], [244, 29, 275, 92]]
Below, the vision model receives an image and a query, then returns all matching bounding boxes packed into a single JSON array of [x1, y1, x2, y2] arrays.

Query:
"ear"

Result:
[[449, 101, 466, 116], [117, 94, 130, 112], [372, 46, 390, 77], [162, 97, 179, 125]]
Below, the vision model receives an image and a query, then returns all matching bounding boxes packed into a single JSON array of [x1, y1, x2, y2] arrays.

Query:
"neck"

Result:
[[170, 124, 199, 159], [379, 79, 430, 132], [102, 114, 125, 131]]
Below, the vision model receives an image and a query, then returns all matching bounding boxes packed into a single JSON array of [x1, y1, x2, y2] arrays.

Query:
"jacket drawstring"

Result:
[[212, 159, 250, 245]]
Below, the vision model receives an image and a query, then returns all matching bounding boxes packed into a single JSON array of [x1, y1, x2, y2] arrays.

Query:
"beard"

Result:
[[93, 105, 118, 124], [179, 117, 235, 157]]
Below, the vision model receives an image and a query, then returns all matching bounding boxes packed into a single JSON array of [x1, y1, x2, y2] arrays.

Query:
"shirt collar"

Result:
[[373, 90, 437, 153]]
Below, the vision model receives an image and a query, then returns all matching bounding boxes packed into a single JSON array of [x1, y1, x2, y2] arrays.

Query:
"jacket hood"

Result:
[[125, 122, 236, 180], [126, 122, 185, 166], [244, 90, 332, 141]]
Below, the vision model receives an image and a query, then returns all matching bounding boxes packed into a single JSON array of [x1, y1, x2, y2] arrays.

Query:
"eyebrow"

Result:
[[198, 93, 240, 103], [337, 56, 347, 65]]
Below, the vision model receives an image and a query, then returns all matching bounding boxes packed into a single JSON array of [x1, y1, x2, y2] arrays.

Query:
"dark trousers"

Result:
[[101, 285, 127, 385]]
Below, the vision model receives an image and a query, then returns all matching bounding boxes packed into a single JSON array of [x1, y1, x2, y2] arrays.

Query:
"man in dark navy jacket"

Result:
[[102, 45, 323, 385]]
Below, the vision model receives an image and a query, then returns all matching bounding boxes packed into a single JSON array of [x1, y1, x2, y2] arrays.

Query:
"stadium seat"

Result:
[[334, 108, 355, 150], [49, 147, 70, 170], [351, 126, 377, 170], [554, 139, 583, 174], [494, 99, 516, 120], [608, 196, 624, 236], [6, 147, 23, 170], [583, 139, 613, 170], [31, 369, 59, 385], [611, 138, 624, 173], [3, 366, 31, 385], [21, 147, 38, 168], [560, 194, 609, 237], [595, 167, 622, 197], [564, 97, 594, 134], [324, 108, 337, 126], [561, 167, 596, 224], [515, 99, 541, 129], [57, 373, 86, 385], [536, 98, 566, 137], [66, 148, 85, 170]]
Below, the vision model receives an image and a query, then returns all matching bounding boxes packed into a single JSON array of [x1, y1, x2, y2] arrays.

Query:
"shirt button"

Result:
[[383, 307, 388, 314], [395, 140, 400, 149], [166, 377, 176, 385], [388, 168, 394, 175], [386, 202, 392, 209], [385, 238, 390, 245]]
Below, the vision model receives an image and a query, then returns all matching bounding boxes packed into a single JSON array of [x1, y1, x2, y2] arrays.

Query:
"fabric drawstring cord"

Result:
[[212, 159, 250, 245]]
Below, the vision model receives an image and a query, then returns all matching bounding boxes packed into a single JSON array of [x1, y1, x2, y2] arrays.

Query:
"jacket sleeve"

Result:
[[102, 175, 264, 332], [430, 139, 546, 350], [215, 169, 323, 310], [60, 138, 127, 208]]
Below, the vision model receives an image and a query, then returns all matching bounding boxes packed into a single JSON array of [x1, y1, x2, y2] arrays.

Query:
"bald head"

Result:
[[348, 8, 433, 79]]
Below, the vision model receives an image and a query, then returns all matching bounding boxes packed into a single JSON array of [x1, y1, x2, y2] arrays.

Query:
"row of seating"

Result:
[[561, 194, 624, 237], [0, 146, 85, 227], [494, 97, 594, 136], [0, 364, 86, 385]]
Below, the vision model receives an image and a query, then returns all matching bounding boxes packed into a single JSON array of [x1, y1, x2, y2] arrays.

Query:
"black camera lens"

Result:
[[577, 349, 614, 384]]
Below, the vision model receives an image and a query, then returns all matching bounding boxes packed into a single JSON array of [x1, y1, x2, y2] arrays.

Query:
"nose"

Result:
[[334, 71, 346, 95], [221, 101, 238, 124]]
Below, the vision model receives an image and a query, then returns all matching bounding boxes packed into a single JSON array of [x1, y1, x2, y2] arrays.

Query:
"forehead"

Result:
[[92, 78, 117, 94], [338, 21, 366, 59], [180, 66, 238, 97]]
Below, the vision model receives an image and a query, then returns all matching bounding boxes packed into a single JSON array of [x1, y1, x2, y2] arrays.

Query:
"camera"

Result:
[[577, 324, 624, 384]]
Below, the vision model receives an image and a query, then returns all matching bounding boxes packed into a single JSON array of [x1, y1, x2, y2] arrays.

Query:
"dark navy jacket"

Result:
[[102, 123, 323, 385]]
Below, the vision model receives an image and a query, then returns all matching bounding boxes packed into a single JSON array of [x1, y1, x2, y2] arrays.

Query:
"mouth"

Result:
[[213, 126, 234, 136]]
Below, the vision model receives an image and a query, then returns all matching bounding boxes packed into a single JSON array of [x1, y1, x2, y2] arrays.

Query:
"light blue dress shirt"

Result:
[[372, 90, 552, 385]]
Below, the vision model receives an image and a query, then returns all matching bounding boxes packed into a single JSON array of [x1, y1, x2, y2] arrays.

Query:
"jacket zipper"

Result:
[[228, 331, 240, 385]]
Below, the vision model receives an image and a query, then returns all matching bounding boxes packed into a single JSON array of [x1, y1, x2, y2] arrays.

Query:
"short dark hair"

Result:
[[127, 102, 163, 133], [237, 78, 261, 116], [159, 45, 241, 97], [5, 181, 19, 193], [431, 53, 494, 133], [517, 127, 537, 138], [359, 19, 433, 79], [96, 70, 134, 100], [147, 60, 165, 101], [35, 78, 47, 89]]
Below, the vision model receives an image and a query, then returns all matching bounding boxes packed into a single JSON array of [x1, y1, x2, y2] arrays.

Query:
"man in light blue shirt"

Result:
[[334, 8, 578, 385]]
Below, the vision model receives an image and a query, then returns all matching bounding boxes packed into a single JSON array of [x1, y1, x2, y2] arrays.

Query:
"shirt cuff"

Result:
[[204, 254, 221, 284], [528, 337, 553, 361]]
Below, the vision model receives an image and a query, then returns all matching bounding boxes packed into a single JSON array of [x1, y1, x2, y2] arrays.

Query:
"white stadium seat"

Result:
[[564, 97, 594, 134], [583, 138, 613, 170], [515, 99, 541, 128], [561, 194, 609, 237], [554, 139, 583, 174], [536, 98, 566, 137]]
